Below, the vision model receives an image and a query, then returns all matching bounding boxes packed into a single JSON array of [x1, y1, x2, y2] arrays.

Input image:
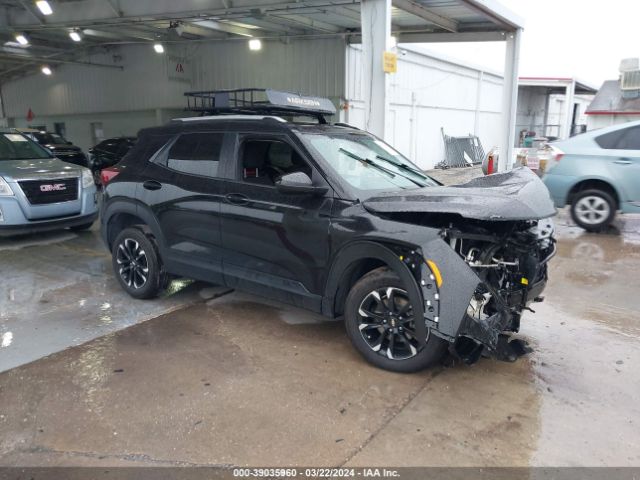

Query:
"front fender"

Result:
[[322, 240, 428, 344], [323, 236, 482, 345], [418, 237, 480, 339]]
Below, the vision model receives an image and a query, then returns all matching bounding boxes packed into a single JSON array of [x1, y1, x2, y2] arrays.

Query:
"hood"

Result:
[[45, 144, 81, 152], [363, 167, 556, 221], [0, 158, 83, 181]]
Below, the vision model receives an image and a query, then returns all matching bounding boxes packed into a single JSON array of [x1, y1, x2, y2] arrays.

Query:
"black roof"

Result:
[[138, 114, 360, 140]]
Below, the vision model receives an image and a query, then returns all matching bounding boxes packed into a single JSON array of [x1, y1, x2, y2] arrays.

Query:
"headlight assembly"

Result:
[[0, 177, 14, 196], [81, 168, 94, 189]]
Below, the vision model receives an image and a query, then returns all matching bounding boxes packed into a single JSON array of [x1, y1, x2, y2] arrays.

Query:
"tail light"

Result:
[[550, 146, 564, 162], [539, 145, 564, 174], [100, 166, 122, 185]]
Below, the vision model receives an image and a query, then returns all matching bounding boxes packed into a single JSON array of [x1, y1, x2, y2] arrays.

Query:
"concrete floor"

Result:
[[1, 177, 639, 467]]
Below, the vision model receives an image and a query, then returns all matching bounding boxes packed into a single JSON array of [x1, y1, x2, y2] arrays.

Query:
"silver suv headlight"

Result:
[[81, 168, 94, 189], [0, 177, 14, 196]]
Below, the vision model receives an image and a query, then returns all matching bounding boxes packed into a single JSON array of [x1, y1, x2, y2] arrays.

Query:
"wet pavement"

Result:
[[0, 198, 639, 467], [0, 227, 229, 373]]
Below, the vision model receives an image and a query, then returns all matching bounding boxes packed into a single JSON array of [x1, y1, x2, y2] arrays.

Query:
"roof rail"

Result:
[[184, 88, 336, 124], [334, 122, 360, 130]]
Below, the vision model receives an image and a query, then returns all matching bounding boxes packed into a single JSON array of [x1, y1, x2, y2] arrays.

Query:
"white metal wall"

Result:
[[345, 45, 504, 170], [1, 38, 346, 151], [586, 114, 639, 130]]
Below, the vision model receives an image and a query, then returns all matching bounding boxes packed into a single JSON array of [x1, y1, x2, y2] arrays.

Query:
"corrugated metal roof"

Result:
[[586, 80, 640, 115], [0, 0, 523, 81]]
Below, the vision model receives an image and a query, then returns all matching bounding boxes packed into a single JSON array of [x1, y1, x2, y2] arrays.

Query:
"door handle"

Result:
[[142, 180, 162, 191], [225, 193, 250, 205], [614, 159, 632, 165]]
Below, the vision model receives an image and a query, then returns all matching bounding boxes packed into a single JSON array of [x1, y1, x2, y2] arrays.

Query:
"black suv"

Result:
[[101, 89, 556, 372], [89, 136, 137, 184], [19, 129, 89, 168]]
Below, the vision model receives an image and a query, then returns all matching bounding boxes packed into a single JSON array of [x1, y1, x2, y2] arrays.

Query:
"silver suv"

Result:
[[0, 129, 98, 236]]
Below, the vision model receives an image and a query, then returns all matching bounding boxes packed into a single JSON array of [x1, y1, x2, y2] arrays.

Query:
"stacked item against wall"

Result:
[[437, 128, 486, 169]]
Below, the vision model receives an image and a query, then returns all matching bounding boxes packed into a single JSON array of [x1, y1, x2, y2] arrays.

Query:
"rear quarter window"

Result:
[[123, 134, 172, 164], [166, 132, 224, 178], [595, 126, 640, 150]]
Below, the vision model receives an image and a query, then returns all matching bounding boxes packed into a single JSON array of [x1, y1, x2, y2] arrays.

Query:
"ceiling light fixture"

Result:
[[153, 43, 164, 53], [35, 0, 53, 15], [248, 39, 262, 51], [15, 34, 29, 45], [69, 30, 81, 42], [41, 65, 52, 75]]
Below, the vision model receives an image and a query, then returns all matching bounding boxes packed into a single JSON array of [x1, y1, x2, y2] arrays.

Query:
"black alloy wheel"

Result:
[[344, 267, 448, 373], [111, 227, 165, 299], [357, 287, 423, 360]]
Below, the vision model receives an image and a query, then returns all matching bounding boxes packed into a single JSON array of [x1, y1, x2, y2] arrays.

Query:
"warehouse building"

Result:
[[2, 41, 506, 169], [0, 0, 524, 171]]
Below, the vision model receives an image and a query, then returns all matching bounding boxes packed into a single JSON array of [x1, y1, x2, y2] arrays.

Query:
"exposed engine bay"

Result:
[[443, 217, 556, 363]]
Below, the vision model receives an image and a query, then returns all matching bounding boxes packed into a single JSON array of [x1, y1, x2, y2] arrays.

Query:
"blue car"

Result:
[[0, 129, 98, 236], [542, 120, 640, 231]]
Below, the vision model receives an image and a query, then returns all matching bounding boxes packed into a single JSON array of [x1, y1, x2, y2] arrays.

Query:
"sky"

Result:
[[423, 0, 640, 88]]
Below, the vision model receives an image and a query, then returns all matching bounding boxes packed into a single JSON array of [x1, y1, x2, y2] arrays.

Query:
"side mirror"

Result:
[[275, 172, 328, 196]]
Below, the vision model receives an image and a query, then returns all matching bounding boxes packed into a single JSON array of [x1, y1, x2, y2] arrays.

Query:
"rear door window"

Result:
[[167, 132, 224, 178], [595, 126, 640, 150]]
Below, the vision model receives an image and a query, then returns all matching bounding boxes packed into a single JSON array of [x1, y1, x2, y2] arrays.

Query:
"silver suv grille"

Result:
[[18, 177, 79, 205]]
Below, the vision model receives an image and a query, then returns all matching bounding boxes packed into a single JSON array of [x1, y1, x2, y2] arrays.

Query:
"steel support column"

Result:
[[562, 79, 576, 139], [361, 0, 392, 139], [499, 28, 521, 172]]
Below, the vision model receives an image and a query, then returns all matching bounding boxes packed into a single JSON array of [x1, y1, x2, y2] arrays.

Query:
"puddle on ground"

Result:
[[1, 332, 12, 348]]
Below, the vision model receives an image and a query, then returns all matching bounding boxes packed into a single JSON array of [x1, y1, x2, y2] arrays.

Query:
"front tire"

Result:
[[570, 189, 616, 232], [112, 227, 166, 299], [344, 267, 448, 373]]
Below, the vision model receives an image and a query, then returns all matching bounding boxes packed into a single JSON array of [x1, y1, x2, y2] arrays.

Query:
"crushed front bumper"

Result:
[[416, 234, 555, 364]]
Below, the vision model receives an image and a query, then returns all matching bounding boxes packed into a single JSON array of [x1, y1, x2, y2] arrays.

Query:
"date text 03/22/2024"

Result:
[[232, 468, 400, 478]]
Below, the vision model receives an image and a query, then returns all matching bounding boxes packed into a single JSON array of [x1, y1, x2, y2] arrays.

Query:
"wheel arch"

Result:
[[322, 241, 425, 331], [102, 199, 165, 251], [566, 177, 622, 209]]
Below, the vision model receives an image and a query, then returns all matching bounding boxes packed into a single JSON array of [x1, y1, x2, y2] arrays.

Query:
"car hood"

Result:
[[0, 158, 83, 181], [45, 144, 82, 152], [363, 167, 557, 221]]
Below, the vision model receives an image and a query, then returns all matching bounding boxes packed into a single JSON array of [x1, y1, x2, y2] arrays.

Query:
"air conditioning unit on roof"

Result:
[[619, 58, 639, 73]]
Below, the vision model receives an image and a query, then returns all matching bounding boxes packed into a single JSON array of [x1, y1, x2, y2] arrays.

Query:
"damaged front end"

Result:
[[364, 167, 557, 364], [444, 217, 556, 363]]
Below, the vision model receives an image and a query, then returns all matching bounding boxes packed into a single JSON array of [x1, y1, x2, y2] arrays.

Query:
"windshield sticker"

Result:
[[4, 134, 28, 142]]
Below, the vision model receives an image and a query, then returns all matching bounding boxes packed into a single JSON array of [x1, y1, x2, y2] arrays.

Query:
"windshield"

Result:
[[300, 131, 438, 193], [33, 132, 68, 144], [0, 133, 53, 160]]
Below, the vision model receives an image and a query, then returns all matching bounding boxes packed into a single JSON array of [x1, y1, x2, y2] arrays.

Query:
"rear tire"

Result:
[[570, 189, 616, 232], [344, 267, 448, 373], [112, 227, 166, 299]]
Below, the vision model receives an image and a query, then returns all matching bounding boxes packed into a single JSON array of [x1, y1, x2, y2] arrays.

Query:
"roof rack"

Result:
[[184, 88, 336, 124]]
